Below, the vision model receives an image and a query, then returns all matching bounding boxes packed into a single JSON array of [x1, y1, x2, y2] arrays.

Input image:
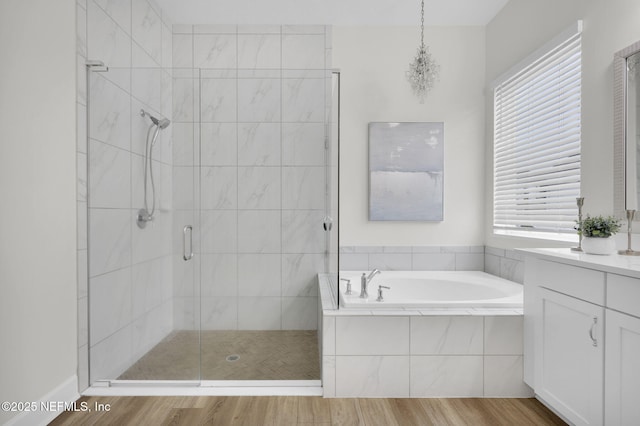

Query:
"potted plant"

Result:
[[575, 215, 621, 255]]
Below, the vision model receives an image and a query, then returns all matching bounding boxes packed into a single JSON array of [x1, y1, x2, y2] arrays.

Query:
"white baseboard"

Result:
[[5, 375, 79, 426]]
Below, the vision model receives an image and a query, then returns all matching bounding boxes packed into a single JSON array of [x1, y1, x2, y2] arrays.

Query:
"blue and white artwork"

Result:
[[369, 122, 444, 221]]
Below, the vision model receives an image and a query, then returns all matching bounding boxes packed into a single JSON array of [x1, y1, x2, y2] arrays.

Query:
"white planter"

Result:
[[581, 236, 616, 255]]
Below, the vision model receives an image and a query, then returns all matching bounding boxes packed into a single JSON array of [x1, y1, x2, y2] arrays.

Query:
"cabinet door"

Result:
[[535, 288, 604, 426], [605, 309, 640, 426]]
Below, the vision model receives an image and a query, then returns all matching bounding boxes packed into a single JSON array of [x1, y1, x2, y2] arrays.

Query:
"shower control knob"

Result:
[[323, 216, 333, 231]]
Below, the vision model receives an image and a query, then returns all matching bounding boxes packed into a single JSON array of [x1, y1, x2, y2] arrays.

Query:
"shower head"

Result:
[[140, 109, 170, 129], [149, 113, 170, 129], [156, 117, 170, 129]]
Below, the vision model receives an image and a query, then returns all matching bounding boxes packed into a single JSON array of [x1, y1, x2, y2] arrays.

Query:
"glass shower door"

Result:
[[86, 64, 201, 383], [197, 62, 332, 382]]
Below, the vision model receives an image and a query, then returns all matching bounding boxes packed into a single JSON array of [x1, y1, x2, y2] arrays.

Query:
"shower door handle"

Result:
[[183, 225, 193, 261]]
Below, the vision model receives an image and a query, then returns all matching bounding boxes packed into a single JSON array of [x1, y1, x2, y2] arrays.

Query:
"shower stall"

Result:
[[82, 11, 338, 388]]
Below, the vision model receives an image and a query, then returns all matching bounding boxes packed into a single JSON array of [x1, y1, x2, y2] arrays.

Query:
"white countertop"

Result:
[[516, 247, 640, 279]]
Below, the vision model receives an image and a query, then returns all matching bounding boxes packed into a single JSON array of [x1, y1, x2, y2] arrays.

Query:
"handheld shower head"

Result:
[[157, 118, 170, 129], [140, 109, 170, 129], [137, 109, 170, 229]]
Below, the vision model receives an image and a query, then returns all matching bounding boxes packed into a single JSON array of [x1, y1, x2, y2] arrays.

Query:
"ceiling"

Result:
[[155, 0, 511, 26]]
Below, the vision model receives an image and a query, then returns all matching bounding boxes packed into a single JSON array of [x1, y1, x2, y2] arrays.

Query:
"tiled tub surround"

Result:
[[78, 0, 175, 386], [318, 275, 532, 398], [172, 25, 333, 331], [339, 246, 525, 284], [484, 246, 525, 284]]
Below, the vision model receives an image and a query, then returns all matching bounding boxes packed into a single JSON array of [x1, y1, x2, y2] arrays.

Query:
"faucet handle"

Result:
[[340, 278, 352, 295], [376, 285, 391, 302]]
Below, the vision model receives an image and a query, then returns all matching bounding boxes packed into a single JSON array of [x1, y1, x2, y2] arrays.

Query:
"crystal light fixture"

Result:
[[406, 0, 439, 103]]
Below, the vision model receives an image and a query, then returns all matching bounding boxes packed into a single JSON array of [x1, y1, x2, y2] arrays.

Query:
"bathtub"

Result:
[[338, 270, 523, 309], [318, 272, 529, 398]]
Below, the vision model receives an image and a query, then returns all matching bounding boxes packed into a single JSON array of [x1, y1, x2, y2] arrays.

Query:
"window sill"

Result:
[[493, 229, 578, 243]]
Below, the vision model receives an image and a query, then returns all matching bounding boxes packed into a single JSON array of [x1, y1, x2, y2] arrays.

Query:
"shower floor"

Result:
[[118, 330, 319, 381]]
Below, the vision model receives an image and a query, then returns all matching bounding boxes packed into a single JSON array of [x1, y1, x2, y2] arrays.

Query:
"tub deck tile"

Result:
[[325, 309, 374, 316], [419, 309, 474, 316], [371, 309, 422, 316], [470, 308, 523, 316]]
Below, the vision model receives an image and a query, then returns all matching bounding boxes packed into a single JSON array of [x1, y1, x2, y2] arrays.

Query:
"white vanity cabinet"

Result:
[[605, 274, 640, 426], [605, 310, 640, 425], [526, 257, 605, 426], [523, 250, 640, 426], [536, 288, 604, 426]]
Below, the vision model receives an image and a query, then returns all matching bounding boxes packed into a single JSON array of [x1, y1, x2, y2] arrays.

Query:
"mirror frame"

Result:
[[614, 40, 640, 219]]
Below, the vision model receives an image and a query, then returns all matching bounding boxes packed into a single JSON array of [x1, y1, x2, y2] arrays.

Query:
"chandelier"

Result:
[[406, 0, 439, 103]]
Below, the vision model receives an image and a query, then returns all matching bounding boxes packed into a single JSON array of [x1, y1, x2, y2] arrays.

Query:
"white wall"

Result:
[[0, 0, 78, 424], [485, 0, 640, 249], [333, 26, 486, 246]]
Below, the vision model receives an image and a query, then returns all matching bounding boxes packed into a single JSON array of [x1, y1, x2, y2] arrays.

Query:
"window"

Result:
[[493, 23, 582, 240]]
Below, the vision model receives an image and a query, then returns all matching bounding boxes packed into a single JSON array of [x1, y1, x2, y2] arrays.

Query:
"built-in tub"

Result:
[[338, 270, 523, 309], [318, 272, 530, 398]]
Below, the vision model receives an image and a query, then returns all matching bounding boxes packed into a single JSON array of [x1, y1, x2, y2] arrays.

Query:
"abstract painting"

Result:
[[369, 122, 444, 221]]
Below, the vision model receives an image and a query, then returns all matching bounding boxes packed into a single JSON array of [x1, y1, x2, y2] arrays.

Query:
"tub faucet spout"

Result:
[[360, 269, 381, 299]]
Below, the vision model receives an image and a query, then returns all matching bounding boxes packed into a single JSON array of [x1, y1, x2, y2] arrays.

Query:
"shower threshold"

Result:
[[83, 380, 322, 396]]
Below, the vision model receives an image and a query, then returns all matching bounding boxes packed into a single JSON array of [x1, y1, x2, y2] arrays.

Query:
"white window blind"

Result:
[[493, 26, 582, 237]]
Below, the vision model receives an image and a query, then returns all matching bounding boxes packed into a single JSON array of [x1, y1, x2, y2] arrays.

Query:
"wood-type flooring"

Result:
[[50, 395, 566, 425]]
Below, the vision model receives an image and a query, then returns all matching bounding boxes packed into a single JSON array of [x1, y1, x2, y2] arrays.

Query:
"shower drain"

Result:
[[226, 354, 240, 362]]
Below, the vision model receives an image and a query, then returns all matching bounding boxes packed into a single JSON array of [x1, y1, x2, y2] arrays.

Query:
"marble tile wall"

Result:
[[339, 246, 486, 272], [172, 25, 333, 331], [79, 0, 174, 387], [484, 246, 525, 284], [339, 245, 525, 284]]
